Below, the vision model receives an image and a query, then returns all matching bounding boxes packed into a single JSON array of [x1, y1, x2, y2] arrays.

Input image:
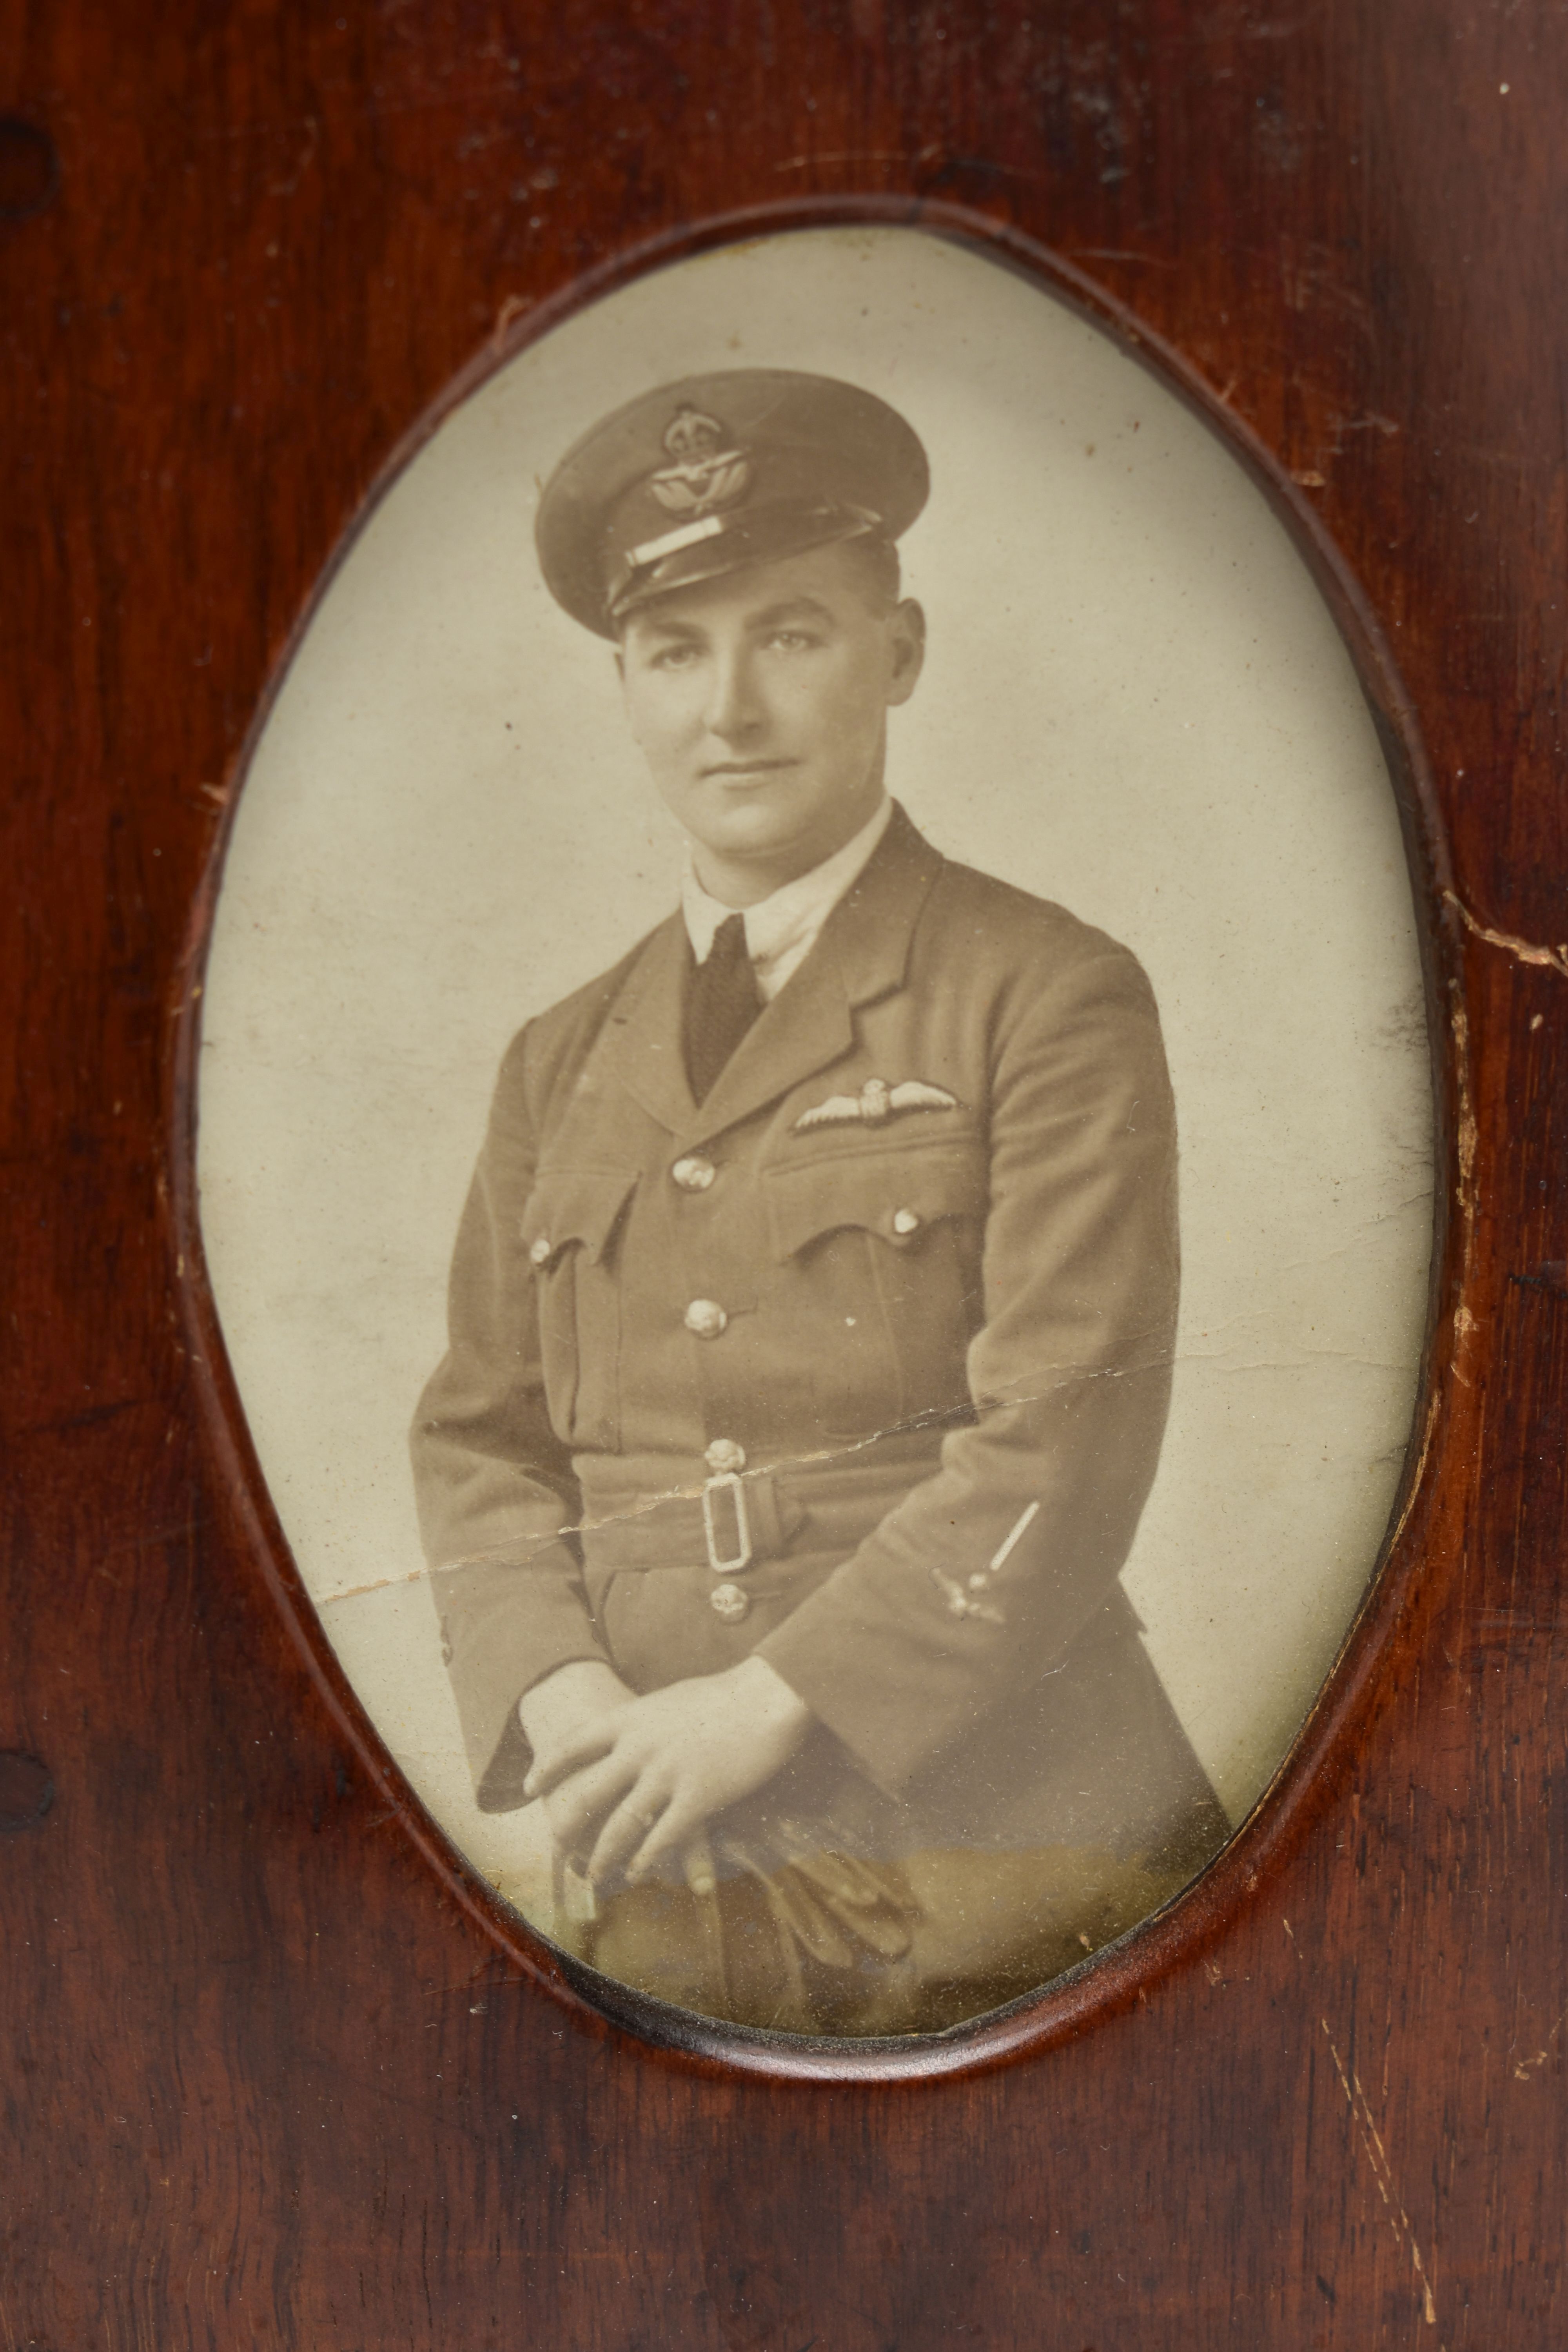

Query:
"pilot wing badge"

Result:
[[793, 1078, 960, 1133]]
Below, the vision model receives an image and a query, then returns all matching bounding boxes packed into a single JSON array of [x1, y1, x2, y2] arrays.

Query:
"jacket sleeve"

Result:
[[410, 1025, 612, 1810], [755, 938, 1180, 1801]]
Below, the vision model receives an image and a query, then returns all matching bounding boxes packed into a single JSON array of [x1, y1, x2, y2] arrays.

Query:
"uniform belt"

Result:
[[575, 1433, 943, 1578]]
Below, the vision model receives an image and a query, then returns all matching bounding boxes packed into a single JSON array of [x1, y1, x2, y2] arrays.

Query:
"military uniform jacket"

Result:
[[412, 805, 1204, 1858]]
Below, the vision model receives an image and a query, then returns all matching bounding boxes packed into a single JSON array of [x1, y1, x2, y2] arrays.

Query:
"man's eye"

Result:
[[650, 644, 698, 669], [766, 630, 817, 652]]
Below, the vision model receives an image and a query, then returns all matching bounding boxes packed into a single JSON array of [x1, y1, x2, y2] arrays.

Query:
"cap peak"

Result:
[[534, 368, 929, 637]]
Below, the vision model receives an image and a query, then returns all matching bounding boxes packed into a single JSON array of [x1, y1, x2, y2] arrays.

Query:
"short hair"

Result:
[[837, 533, 903, 614]]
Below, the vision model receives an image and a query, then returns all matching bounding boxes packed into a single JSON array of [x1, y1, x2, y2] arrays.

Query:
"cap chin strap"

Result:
[[626, 514, 728, 570], [608, 499, 883, 627]]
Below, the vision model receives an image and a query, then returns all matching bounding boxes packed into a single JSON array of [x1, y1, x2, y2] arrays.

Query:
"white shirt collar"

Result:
[[680, 797, 893, 1003]]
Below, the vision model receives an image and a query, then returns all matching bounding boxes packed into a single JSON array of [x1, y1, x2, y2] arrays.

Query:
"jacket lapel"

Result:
[[596, 915, 700, 1136], [594, 803, 945, 1143]]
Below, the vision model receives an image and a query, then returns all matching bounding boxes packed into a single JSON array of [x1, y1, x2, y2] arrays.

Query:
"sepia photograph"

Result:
[[196, 225, 1434, 2038]]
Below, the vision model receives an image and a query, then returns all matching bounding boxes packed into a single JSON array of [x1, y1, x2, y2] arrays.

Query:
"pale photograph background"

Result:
[[197, 226, 1433, 1924]]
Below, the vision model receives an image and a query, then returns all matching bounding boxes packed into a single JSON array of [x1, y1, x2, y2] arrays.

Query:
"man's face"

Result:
[[617, 541, 925, 898]]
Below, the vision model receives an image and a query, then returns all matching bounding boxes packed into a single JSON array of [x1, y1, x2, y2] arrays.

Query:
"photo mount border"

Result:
[[168, 193, 1461, 2088]]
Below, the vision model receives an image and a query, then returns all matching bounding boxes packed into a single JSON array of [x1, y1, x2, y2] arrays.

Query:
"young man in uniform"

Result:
[[411, 370, 1227, 2034]]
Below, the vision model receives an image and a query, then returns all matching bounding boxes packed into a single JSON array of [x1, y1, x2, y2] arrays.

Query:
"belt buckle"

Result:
[[701, 1470, 753, 1576]]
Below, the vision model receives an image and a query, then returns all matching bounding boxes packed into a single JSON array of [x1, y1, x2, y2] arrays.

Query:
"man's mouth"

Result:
[[701, 759, 798, 778]]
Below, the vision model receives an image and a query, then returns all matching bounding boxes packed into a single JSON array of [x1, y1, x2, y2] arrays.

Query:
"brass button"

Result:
[[709, 1582, 751, 1623], [528, 1236, 552, 1267], [705, 1437, 747, 1475], [671, 1154, 716, 1192], [891, 1207, 922, 1236], [684, 1298, 728, 1340]]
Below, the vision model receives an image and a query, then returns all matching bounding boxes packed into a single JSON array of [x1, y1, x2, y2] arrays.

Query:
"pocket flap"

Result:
[[521, 1166, 638, 1267], [764, 1138, 987, 1262]]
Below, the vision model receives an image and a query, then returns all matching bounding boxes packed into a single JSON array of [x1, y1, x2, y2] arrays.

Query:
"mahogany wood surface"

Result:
[[3, 1, 1566, 2343]]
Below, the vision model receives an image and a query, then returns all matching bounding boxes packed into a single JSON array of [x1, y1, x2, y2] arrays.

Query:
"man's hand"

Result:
[[523, 1655, 813, 1890], [517, 1661, 638, 1860], [518, 1659, 637, 1757]]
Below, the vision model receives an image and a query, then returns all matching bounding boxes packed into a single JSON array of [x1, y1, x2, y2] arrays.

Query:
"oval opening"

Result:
[[194, 223, 1435, 2054]]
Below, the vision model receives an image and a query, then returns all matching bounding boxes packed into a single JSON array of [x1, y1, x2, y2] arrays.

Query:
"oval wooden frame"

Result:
[[169, 194, 1459, 2089]]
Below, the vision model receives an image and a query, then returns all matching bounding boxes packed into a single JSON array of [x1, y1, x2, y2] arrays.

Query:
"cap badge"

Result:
[[650, 406, 752, 517]]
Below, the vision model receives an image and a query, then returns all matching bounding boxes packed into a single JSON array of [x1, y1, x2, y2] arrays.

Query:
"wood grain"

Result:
[[2, 1, 1564, 2341]]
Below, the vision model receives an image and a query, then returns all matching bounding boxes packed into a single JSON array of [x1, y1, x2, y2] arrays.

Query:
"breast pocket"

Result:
[[519, 1165, 638, 1450], [762, 1136, 987, 1438]]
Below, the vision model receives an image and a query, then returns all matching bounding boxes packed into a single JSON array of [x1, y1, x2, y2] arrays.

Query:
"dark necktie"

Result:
[[683, 912, 762, 1104]]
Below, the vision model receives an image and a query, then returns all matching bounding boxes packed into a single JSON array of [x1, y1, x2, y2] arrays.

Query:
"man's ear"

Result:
[[886, 598, 926, 707]]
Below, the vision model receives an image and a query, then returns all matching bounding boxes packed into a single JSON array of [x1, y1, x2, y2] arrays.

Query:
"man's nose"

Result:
[[703, 646, 764, 740]]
